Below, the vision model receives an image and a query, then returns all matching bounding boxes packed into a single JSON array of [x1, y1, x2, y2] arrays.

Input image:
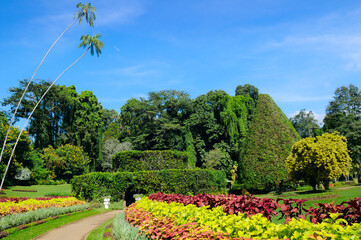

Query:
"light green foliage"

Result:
[[136, 198, 361, 239], [188, 90, 252, 166], [240, 94, 300, 189], [286, 132, 352, 191], [43, 144, 90, 182], [290, 109, 321, 138], [113, 212, 148, 240]]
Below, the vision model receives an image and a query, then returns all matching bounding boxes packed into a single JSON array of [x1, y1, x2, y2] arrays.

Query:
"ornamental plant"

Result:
[[286, 132, 352, 191], [126, 197, 361, 239], [43, 144, 90, 182], [148, 192, 279, 220], [0, 196, 85, 217]]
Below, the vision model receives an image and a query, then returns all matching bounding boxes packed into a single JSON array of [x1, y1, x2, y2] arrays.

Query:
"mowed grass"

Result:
[[255, 183, 361, 208], [2, 208, 110, 240], [86, 217, 114, 240], [1, 184, 72, 198]]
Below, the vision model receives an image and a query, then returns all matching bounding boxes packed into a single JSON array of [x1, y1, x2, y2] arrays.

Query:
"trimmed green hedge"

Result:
[[112, 150, 193, 172], [71, 169, 227, 201], [239, 94, 300, 190]]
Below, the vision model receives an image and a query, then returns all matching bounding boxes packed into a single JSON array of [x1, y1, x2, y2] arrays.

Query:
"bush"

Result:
[[239, 94, 300, 190], [112, 150, 193, 172], [71, 169, 227, 201], [43, 144, 90, 182]]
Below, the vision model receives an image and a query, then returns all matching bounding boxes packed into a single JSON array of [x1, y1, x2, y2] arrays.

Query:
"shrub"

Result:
[[112, 150, 192, 172], [239, 94, 300, 190], [43, 144, 90, 182], [71, 169, 227, 201]]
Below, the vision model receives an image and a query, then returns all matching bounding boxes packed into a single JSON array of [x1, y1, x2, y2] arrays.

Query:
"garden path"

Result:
[[33, 210, 122, 240]]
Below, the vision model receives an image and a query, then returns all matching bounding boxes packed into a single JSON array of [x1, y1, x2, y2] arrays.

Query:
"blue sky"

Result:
[[1, 0, 361, 124]]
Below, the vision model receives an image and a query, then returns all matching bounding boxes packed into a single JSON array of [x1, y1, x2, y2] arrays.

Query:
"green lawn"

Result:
[[254, 183, 361, 208], [1, 184, 72, 198], [3, 208, 110, 240], [86, 217, 114, 240]]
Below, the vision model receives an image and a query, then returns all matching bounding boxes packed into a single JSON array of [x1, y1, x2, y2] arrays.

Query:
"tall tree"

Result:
[[290, 109, 321, 138], [323, 84, 361, 181], [73, 90, 104, 171], [120, 90, 192, 151], [1, 34, 104, 189], [0, 2, 96, 167], [188, 90, 251, 166]]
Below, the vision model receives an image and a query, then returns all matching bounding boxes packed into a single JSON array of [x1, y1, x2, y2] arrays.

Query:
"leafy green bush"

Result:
[[239, 94, 300, 190], [43, 144, 90, 182], [112, 150, 193, 172], [71, 169, 226, 201]]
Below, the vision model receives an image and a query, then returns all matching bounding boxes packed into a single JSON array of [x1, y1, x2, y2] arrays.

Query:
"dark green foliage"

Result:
[[120, 90, 192, 151], [323, 84, 361, 180], [239, 94, 300, 190], [235, 84, 259, 102], [112, 150, 192, 172], [71, 169, 227, 201], [188, 90, 252, 166], [2, 80, 104, 171]]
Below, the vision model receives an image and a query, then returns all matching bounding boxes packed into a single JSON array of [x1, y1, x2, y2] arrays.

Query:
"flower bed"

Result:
[[0, 196, 85, 217], [126, 197, 361, 239], [149, 193, 361, 225]]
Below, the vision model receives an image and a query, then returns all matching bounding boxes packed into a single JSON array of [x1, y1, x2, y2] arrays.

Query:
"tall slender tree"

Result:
[[0, 2, 96, 167], [0, 34, 104, 189]]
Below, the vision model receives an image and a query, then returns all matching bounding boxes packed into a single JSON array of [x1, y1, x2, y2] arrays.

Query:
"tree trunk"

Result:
[[322, 179, 330, 190]]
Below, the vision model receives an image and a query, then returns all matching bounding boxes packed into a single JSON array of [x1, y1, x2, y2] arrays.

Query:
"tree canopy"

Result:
[[323, 84, 361, 180], [290, 109, 321, 138], [286, 132, 352, 191]]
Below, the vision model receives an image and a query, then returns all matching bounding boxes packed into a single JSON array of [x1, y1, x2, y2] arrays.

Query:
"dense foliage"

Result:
[[290, 109, 321, 138], [71, 169, 227, 201], [127, 197, 361, 239], [42, 144, 90, 182], [286, 132, 352, 191], [0, 196, 85, 217], [239, 94, 300, 190], [323, 84, 361, 181], [148, 192, 279, 220], [1, 80, 104, 171], [112, 150, 192, 172], [0, 114, 32, 186]]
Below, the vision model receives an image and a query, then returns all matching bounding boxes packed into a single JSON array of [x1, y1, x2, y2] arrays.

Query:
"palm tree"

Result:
[[0, 2, 96, 167], [0, 34, 104, 190]]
